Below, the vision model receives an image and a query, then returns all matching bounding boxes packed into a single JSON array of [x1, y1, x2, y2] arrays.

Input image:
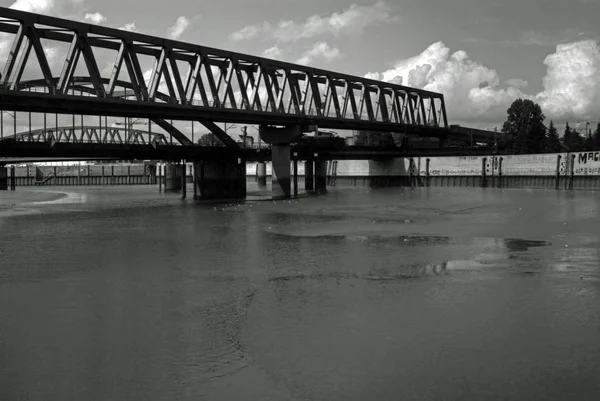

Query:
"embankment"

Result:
[[246, 151, 600, 190]]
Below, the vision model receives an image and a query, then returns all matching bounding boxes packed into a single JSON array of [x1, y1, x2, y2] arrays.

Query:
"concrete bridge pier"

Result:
[[164, 162, 182, 192], [259, 125, 303, 199], [315, 159, 328, 194], [181, 160, 187, 199], [0, 165, 7, 190], [194, 159, 246, 200], [305, 160, 314, 191], [256, 162, 267, 187]]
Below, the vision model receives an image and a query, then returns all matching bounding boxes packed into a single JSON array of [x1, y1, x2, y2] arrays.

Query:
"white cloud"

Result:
[[9, 0, 54, 13], [364, 42, 524, 121], [505, 78, 528, 89], [230, 0, 395, 43], [296, 42, 341, 65], [167, 16, 190, 40], [230, 22, 270, 42], [262, 46, 282, 59], [1, 0, 58, 67], [84, 12, 106, 25], [365, 39, 600, 123], [118, 22, 137, 32], [537, 40, 600, 120]]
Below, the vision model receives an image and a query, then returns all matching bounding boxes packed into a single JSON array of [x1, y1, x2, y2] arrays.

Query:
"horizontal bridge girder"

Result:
[[0, 6, 449, 134], [0, 91, 449, 137]]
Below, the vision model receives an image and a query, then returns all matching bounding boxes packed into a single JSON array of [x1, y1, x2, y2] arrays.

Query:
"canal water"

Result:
[[1, 184, 599, 400]]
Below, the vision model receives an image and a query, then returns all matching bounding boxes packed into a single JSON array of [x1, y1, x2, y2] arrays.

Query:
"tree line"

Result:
[[499, 98, 600, 154]]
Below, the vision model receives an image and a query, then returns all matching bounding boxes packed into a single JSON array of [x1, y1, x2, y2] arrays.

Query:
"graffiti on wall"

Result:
[[574, 151, 600, 175]]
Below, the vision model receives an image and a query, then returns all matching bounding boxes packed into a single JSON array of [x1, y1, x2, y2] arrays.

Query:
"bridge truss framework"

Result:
[[0, 7, 449, 147]]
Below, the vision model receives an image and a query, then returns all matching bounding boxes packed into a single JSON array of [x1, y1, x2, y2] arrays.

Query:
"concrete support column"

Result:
[[305, 160, 314, 191], [158, 163, 163, 191], [10, 165, 15, 190], [196, 160, 246, 199], [164, 162, 182, 191], [259, 125, 303, 199], [193, 163, 199, 199], [315, 160, 327, 194], [256, 161, 267, 187], [271, 144, 292, 198], [181, 160, 187, 199], [0, 166, 7, 191]]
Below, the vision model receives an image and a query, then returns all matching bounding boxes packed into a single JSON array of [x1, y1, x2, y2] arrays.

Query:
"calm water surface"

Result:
[[1, 184, 599, 400]]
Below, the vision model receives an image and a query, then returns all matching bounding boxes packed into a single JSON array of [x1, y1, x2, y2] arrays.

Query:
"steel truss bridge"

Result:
[[0, 126, 490, 164], [3, 125, 170, 146], [0, 7, 452, 150]]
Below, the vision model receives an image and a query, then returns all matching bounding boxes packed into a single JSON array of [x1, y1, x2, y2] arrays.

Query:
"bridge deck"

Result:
[[0, 142, 491, 163]]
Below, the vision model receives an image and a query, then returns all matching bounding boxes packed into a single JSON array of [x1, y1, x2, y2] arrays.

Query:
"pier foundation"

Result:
[[196, 160, 246, 199], [259, 125, 303, 199], [0, 166, 7, 190]]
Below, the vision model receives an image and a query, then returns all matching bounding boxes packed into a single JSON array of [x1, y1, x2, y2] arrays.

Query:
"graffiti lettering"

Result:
[[578, 152, 600, 164]]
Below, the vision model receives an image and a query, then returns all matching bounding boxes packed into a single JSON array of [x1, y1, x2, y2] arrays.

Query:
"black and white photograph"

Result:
[[1, 0, 599, 399]]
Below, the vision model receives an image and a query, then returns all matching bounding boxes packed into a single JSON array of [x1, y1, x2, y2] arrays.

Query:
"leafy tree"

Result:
[[593, 123, 600, 150], [562, 123, 584, 151], [196, 133, 225, 146], [584, 133, 595, 151], [501, 99, 546, 154], [544, 120, 561, 153]]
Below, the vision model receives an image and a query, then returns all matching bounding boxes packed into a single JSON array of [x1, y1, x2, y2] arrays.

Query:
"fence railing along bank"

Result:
[[4, 163, 157, 187], [327, 151, 600, 190], [2, 151, 600, 191]]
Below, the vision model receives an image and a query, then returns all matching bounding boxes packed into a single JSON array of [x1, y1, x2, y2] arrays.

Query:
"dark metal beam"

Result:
[[150, 118, 193, 145]]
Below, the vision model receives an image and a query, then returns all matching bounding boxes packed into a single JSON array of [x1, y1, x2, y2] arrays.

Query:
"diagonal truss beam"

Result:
[[197, 120, 239, 147], [150, 118, 193, 145]]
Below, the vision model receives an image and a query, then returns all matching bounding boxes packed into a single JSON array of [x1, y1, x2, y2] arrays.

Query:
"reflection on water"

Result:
[[1, 185, 599, 401]]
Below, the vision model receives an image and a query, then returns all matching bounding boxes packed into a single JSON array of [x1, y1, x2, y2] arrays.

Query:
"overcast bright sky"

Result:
[[1, 0, 600, 136]]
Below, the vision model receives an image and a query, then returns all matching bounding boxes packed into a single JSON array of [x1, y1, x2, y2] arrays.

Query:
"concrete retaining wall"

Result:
[[328, 151, 600, 190]]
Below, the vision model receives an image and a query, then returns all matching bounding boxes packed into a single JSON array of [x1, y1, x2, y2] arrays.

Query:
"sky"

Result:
[[1, 0, 600, 139]]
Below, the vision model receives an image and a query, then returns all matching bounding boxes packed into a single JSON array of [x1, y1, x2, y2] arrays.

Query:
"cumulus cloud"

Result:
[[118, 22, 137, 32], [363, 39, 600, 123], [364, 42, 524, 121], [230, 22, 270, 42], [84, 12, 106, 25], [9, 0, 55, 13], [263, 46, 283, 59], [537, 40, 600, 120], [365, 39, 600, 123], [167, 16, 190, 40], [296, 42, 341, 65], [505, 78, 528, 89], [0, 0, 61, 67], [229, 0, 395, 43]]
